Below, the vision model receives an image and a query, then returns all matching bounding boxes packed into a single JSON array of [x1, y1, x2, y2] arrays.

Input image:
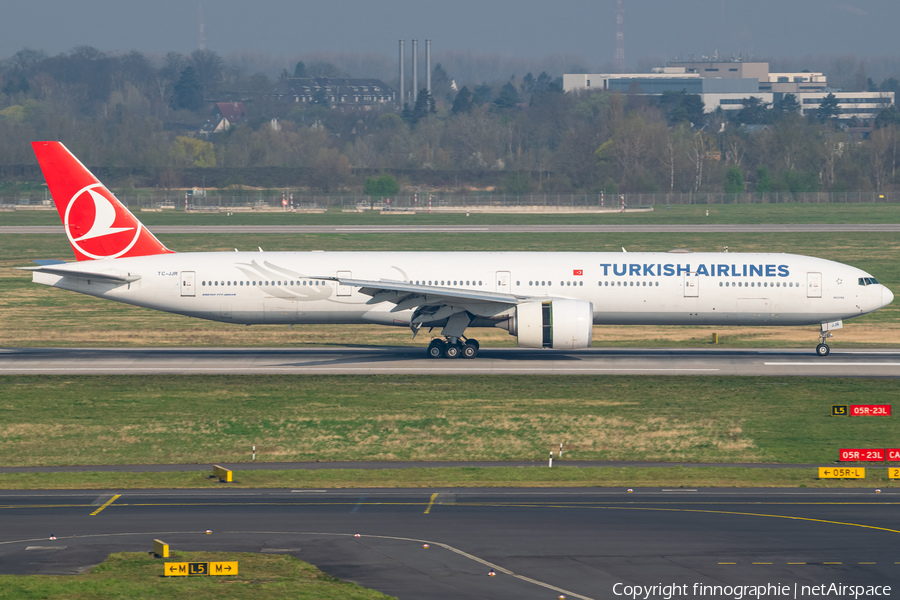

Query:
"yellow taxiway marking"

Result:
[[824, 561, 843, 565], [90, 494, 121, 516], [787, 562, 807, 565], [424, 493, 438, 514], [752, 562, 773, 565]]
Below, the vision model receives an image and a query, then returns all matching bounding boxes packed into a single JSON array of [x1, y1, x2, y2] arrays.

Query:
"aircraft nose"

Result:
[[883, 285, 894, 307]]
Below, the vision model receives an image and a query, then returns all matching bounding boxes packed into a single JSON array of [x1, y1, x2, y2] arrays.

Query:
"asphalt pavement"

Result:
[[2, 346, 900, 377], [0, 488, 897, 598]]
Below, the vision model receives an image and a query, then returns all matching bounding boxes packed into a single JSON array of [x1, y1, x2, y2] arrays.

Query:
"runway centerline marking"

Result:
[[89, 494, 120, 516], [765, 362, 900, 366]]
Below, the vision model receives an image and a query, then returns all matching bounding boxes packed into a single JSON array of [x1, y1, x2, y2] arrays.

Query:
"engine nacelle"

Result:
[[502, 299, 593, 349]]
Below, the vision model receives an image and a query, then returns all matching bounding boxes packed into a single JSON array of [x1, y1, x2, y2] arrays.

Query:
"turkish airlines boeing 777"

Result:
[[24, 141, 893, 358]]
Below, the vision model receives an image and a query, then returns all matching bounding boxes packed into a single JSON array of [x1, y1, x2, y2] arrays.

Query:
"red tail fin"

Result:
[[31, 141, 174, 261]]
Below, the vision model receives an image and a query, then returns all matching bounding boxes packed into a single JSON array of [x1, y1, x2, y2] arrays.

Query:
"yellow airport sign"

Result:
[[818, 467, 865, 479], [164, 561, 238, 576], [831, 405, 848, 416], [213, 465, 233, 482], [210, 561, 239, 575], [890, 468, 900, 480]]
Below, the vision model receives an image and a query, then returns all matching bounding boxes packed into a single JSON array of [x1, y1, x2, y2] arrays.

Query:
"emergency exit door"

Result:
[[807, 272, 822, 298], [181, 271, 195, 297], [683, 272, 698, 297]]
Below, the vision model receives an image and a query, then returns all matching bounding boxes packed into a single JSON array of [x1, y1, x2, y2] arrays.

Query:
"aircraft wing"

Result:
[[313, 276, 539, 328]]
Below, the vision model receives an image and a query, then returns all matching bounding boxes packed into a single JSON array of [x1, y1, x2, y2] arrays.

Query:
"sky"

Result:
[[2, 0, 897, 68]]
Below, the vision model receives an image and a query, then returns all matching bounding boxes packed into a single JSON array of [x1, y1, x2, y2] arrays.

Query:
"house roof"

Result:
[[214, 102, 247, 122]]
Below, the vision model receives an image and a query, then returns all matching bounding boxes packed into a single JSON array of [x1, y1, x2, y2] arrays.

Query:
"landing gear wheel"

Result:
[[816, 343, 830, 357], [467, 339, 479, 350], [462, 342, 478, 359], [427, 340, 446, 359], [445, 344, 462, 359]]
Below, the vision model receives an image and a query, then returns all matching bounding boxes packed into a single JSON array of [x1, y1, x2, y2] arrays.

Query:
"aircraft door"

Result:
[[336, 270, 352, 296], [807, 272, 822, 298], [683, 272, 699, 297], [496, 271, 511, 293], [181, 271, 195, 297]]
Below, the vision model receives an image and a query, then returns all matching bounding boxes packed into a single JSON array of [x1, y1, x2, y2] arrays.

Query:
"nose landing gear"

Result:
[[815, 321, 841, 356], [427, 337, 479, 359]]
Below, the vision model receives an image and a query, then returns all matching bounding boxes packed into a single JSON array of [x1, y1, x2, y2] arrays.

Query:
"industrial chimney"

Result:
[[426, 40, 432, 95], [399, 40, 405, 106], [412, 40, 418, 104]]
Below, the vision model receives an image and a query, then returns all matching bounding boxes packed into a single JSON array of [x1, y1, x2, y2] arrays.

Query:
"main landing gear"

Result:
[[427, 337, 479, 359]]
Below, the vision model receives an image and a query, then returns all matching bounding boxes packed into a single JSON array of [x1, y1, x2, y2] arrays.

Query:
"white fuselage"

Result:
[[33, 251, 891, 330]]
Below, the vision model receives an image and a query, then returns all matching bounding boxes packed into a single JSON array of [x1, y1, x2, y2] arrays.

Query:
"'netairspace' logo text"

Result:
[[612, 582, 892, 600]]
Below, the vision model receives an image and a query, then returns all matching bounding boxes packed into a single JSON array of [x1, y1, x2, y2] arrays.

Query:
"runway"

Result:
[[4, 223, 900, 234], [3, 346, 900, 377], [0, 488, 896, 598]]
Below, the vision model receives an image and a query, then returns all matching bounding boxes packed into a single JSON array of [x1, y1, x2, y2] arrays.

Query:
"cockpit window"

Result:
[[859, 277, 880, 286]]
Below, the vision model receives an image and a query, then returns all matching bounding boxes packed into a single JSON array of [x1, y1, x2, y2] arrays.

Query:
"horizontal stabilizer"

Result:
[[19, 265, 141, 284]]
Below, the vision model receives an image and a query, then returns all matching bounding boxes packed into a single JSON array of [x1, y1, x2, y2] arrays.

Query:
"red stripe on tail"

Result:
[[31, 141, 174, 261]]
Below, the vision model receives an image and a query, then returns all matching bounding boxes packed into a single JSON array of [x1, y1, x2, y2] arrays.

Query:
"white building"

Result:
[[564, 61, 894, 120]]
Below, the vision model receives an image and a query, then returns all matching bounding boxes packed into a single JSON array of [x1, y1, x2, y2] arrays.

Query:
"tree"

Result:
[[755, 166, 773, 193], [173, 66, 204, 111], [189, 49, 224, 98], [364, 174, 400, 195], [169, 136, 215, 167], [880, 78, 900, 94], [772, 93, 800, 117], [472, 83, 492, 105], [875, 105, 900, 129], [411, 88, 435, 123], [734, 97, 769, 124], [310, 148, 351, 192], [658, 91, 704, 125], [723, 165, 744, 193], [293, 61, 308, 78], [451, 87, 473, 115], [493, 82, 520, 111], [816, 93, 841, 123]]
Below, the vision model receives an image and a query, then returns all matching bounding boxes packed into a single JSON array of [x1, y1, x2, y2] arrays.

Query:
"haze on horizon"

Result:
[[2, 0, 897, 72]]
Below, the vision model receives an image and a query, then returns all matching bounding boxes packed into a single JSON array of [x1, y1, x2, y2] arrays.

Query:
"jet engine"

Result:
[[500, 299, 593, 349]]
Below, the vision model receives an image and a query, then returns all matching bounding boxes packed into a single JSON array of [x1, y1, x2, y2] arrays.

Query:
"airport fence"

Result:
[[2, 191, 897, 211]]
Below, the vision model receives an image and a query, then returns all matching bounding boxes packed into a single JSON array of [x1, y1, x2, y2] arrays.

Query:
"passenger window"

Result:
[[516, 281, 520, 286], [719, 282, 723, 287], [580, 281, 583, 286], [655, 281, 659, 286]]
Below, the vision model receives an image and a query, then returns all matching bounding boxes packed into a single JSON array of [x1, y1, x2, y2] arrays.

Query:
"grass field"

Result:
[[0, 466, 895, 490], [0, 375, 897, 467], [0, 552, 392, 600], [6, 202, 900, 225], [1, 231, 898, 348]]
